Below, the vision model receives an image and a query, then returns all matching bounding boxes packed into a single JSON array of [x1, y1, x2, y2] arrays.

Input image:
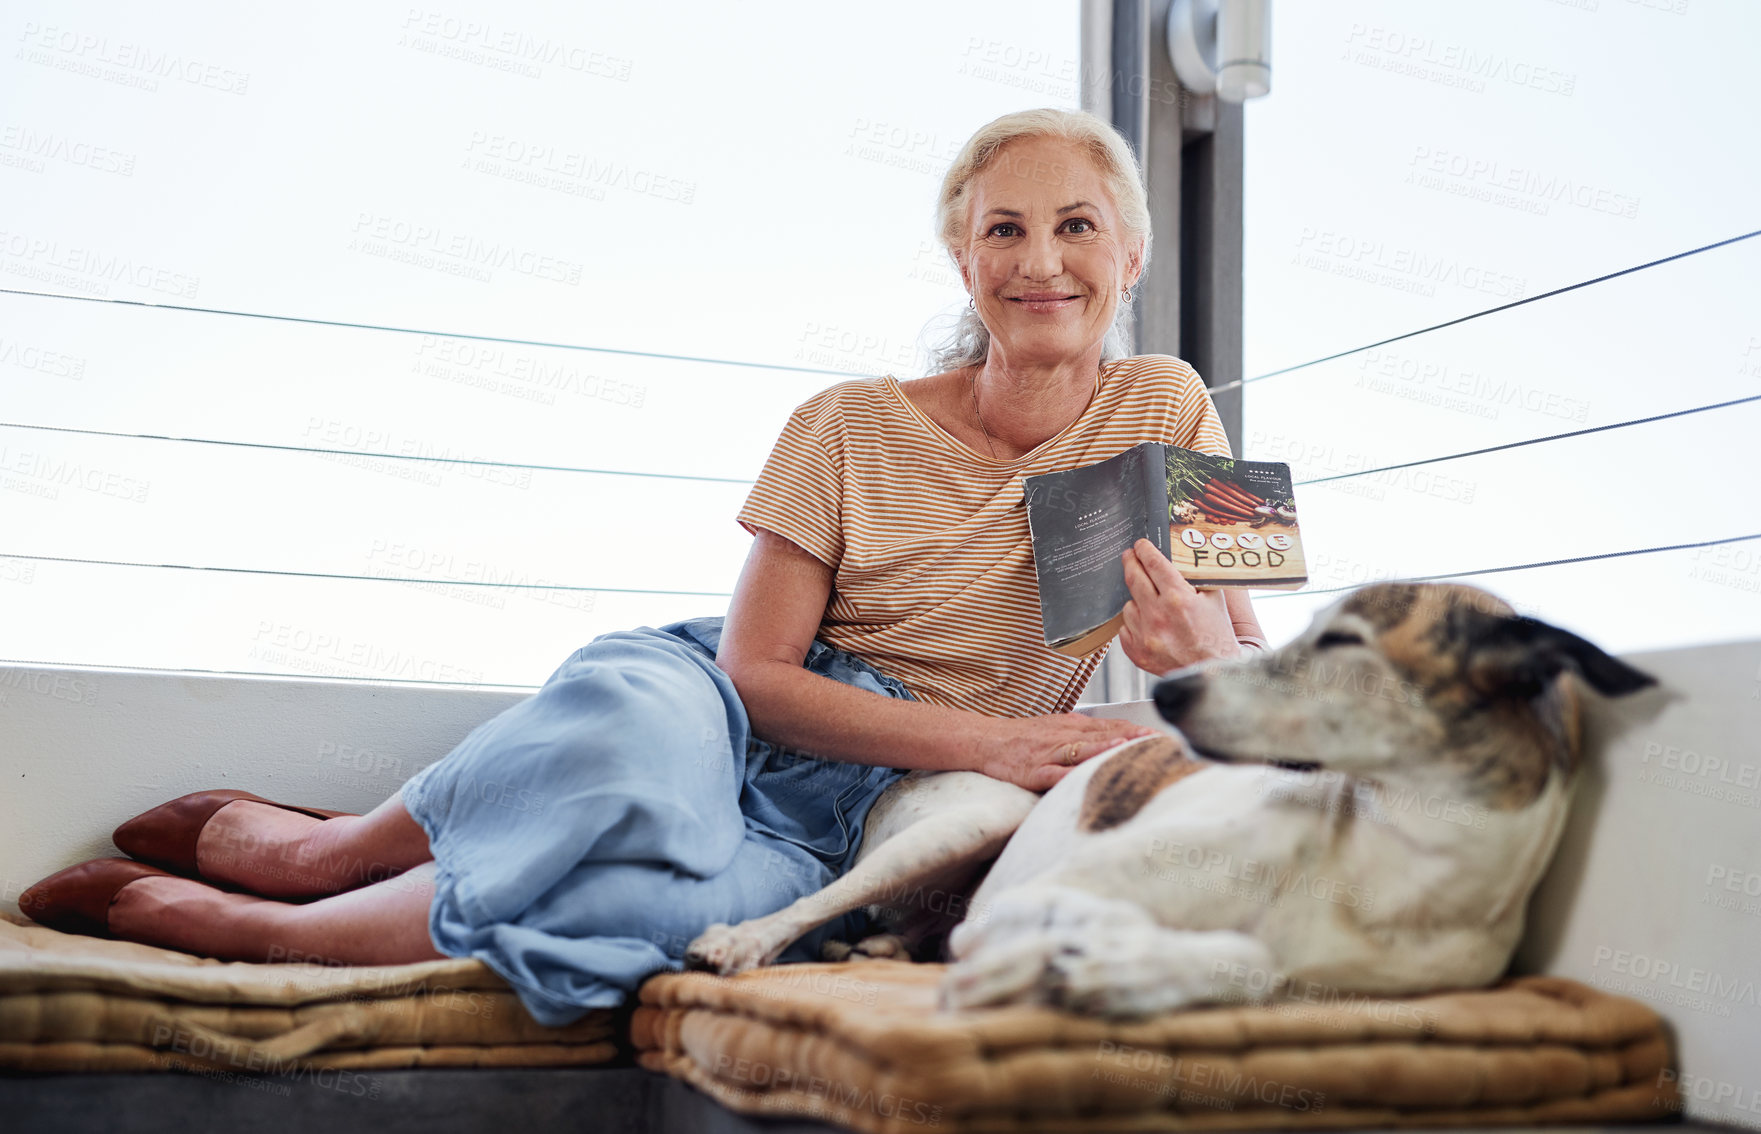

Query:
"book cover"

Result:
[[1163, 446, 1307, 589], [1024, 441, 1307, 656]]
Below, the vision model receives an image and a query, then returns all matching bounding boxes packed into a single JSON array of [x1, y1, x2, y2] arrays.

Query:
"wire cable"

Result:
[[7, 533, 1754, 688], [1207, 227, 1761, 396], [6, 531, 1754, 606], [7, 231, 1755, 395], [8, 388, 1754, 490], [1261, 532, 1761, 599], [0, 552, 735, 598], [0, 286, 872, 380], [0, 420, 759, 485], [1296, 393, 1761, 486]]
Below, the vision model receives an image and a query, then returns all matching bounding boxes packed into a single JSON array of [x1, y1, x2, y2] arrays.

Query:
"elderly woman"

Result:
[[22, 108, 1266, 1025]]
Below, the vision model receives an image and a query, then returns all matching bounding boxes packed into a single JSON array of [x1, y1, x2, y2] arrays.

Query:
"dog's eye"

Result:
[[1315, 631, 1365, 649]]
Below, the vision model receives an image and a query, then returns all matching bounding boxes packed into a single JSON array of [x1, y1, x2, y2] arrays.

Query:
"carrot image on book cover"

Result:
[[1024, 441, 1308, 656], [1164, 446, 1307, 588]]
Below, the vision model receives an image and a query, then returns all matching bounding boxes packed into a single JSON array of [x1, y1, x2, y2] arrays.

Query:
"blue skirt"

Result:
[[399, 615, 912, 1026]]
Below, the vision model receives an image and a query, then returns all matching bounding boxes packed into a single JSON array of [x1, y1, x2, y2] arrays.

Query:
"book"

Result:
[[1023, 441, 1308, 656]]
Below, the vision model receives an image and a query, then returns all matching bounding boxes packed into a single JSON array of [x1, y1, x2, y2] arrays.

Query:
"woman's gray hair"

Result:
[[928, 108, 1151, 373]]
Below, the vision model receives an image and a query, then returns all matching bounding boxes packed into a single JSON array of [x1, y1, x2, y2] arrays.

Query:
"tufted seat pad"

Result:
[[632, 961, 1678, 1132], [0, 915, 617, 1074]]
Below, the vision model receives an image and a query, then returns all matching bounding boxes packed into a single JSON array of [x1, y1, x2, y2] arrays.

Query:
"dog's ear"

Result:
[[1462, 612, 1657, 700]]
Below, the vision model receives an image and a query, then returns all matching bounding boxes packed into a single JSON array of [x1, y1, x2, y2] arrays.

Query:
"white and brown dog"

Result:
[[687, 582, 1656, 1015]]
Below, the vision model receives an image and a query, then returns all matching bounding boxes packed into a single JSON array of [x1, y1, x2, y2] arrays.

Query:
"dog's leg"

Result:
[[685, 796, 1033, 975], [1285, 925, 1514, 998], [941, 883, 1276, 1016], [1042, 927, 1278, 1016]]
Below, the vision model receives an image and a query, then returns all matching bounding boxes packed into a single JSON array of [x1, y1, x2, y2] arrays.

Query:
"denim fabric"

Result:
[[400, 616, 912, 1026]]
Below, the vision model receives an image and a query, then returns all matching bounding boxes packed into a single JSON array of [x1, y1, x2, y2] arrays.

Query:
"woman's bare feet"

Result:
[[193, 792, 435, 899], [107, 863, 446, 965]]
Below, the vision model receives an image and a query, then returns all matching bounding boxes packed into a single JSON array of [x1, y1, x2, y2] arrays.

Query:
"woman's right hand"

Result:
[[973, 714, 1163, 793]]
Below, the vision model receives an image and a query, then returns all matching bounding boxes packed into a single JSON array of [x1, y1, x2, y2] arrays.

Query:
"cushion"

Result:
[[633, 961, 1678, 1132], [0, 915, 617, 1073]]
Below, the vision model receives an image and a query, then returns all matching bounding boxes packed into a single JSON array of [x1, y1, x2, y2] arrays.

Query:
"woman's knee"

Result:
[[532, 648, 742, 773]]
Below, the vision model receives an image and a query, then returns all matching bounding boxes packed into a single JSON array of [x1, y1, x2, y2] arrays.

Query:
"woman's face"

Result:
[[955, 135, 1142, 371]]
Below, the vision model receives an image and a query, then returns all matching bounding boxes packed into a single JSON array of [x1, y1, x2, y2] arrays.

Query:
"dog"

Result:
[[686, 582, 1656, 1016]]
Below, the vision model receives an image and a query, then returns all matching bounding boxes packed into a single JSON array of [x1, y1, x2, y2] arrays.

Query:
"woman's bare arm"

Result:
[[715, 528, 1156, 792]]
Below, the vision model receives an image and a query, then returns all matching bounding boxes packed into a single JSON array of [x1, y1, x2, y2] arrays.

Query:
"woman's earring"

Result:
[[968, 294, 976, 310], [1120, 287, 1131, 303]]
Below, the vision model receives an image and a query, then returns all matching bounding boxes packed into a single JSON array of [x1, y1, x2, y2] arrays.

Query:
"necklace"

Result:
[[968, 363, 1106, 462], [968, 371, 1001, 460]]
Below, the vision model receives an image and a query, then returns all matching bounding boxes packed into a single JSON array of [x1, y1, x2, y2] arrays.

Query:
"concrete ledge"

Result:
[[0, 666, 526, 904]]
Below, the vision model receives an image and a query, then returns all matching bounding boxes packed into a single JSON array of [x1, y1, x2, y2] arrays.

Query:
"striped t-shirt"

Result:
[[735, 354, 1233, 718]]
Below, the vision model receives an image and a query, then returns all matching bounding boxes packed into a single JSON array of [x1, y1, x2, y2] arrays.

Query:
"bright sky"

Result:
[[1242, 0, 1761, 654], [2, 0, 1756, 690]]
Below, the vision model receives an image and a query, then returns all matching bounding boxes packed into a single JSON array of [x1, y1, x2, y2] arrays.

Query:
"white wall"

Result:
[[0, 666, 525, 900], [1514, 637, 1761, 1130]]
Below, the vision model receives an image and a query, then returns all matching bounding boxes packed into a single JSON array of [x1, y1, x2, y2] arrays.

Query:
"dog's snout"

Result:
[[1153, 675, 1202, 724]]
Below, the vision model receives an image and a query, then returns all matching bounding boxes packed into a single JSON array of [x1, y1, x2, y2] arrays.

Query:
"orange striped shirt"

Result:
[[736, 354, 1233, 718]]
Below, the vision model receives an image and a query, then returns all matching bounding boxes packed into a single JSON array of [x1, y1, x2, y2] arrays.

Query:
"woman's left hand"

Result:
[[1118, 538, 1241, 676]]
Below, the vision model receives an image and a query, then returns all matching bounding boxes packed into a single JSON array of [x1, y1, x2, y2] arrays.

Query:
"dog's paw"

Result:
[[939, 936, 1063, 1011], [842, 933, 910, 962], [950, 884, 1154, 960], [821, 934, 909, 963], [1044, 929, 1276, 1016], [683, 922, 780, 975], [941, 928, 1280, 1017]]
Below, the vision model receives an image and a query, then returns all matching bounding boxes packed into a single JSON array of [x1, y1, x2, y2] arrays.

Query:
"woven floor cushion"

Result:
[[633, 961, 1678, 1132], [0, 914, 617, 1073]]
